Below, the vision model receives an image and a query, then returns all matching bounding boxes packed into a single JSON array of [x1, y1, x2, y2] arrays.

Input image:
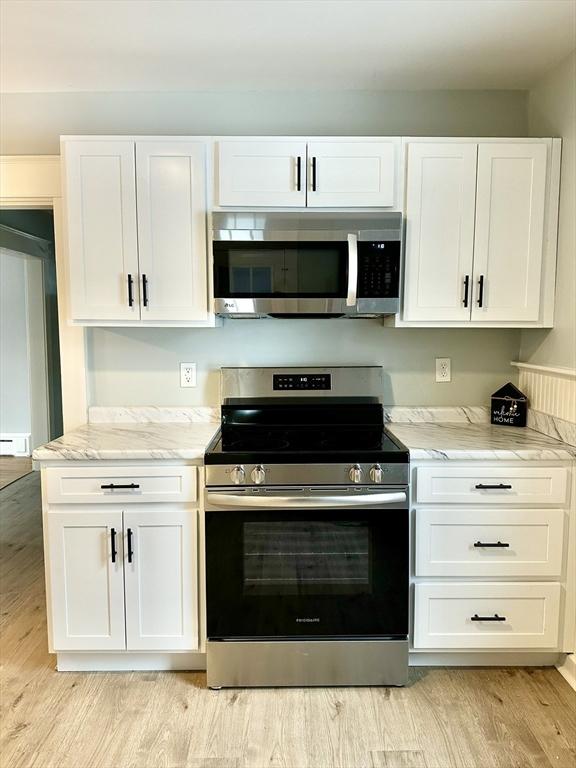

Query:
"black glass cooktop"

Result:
[[204, 397, 408, 465]]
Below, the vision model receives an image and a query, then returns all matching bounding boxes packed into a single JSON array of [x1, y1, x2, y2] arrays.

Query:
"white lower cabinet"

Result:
[[47, 506, 198, 653], [124, 508, 198, 651], [414, 582, 561, 650], [47, 510, 127, 651]]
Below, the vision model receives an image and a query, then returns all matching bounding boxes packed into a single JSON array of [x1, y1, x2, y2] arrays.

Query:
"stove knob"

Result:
[[231, 465, 246, 485], [349, 464, 363, 484], [370, 464, 383, 484], [251, 465, 266, 485]]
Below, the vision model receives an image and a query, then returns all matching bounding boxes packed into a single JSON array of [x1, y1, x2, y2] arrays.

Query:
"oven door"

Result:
[[205, 487, 408, 639]]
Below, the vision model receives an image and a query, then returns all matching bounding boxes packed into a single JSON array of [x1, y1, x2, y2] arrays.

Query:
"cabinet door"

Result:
[[47, 510, 126, 650], [124, 508, 198, 651], [218, 140, 307, 206], [471, 143, 547, 322], [136, 141, 209, 322], [63, 140, 139, 321], [307, 140, 398, 207], [403, 143, 477, 321]]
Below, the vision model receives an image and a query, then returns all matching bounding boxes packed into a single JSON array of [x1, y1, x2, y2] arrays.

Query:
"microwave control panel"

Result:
[[273, 374, 332, 391]]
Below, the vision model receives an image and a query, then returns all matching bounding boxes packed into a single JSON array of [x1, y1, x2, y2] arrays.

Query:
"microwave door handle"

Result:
[[206, 491, 407, 509], [346, 233, 358, 307]]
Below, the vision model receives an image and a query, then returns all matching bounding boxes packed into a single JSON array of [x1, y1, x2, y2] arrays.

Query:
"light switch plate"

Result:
[[435, 358, 451, 383], [180, 363, 197, 388]]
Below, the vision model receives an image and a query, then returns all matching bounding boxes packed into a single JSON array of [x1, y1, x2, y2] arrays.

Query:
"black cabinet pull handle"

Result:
[[142, 274, 149, 307], [100, 483, 140, 491], [471, 614, 506, 622], [296, 156, 301, 191], [127, 273, 134, 307], [311, 156, 317, 191], [110, 528, 117, 563], [127, 528, 134, 563], [477, 274, 484, 307], [475, 483, 512, 490], [463, 275, 470, 307], [474, 541, 510, 548]]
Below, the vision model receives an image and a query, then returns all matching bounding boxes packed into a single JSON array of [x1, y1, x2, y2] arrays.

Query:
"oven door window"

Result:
[[206, 507, 408, 639], [213, 242, 348, 298]]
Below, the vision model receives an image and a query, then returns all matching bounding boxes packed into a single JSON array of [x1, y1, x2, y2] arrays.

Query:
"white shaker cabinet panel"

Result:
[[63, 140, 139, 321], [403, 143, 477, 321], [306, 140, 398, 207], [471, 143, 547, 322], [47, 510, 126, 651], [136, 142, 209, 322], [217, 140, 307, 206], [123, 508, 198, 651]]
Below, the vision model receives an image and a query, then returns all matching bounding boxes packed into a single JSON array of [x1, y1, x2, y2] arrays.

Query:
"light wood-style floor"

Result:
[[1, 473, 575, 768], [0, 457, 33, 490]]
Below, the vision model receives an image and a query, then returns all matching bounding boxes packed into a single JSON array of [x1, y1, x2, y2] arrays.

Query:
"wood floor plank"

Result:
[[1, 473, 575, 768]]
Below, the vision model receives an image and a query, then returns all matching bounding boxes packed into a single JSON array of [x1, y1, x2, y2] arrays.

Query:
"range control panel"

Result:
[[273, 373, 332, 391]]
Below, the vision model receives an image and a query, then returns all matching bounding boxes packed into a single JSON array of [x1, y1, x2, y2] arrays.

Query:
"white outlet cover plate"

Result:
[[180, 363, 197, 388], [435, 357, 451, 383]]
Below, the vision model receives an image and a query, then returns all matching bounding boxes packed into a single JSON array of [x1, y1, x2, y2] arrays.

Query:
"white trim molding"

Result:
[[511, 362, 576, 379], [512, 361, 576, 424], [556, 653, 576, 691]]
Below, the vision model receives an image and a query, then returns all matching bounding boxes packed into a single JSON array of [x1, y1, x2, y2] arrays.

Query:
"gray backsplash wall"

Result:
[[87, 322, 521, 407]]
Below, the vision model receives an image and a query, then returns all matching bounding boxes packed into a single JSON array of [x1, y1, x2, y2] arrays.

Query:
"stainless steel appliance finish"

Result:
[[221, 365, 384, 400], [205, 463, 409, 488], [206, 486, 407, 510], [212, 212, 402, 318], [207, 639, 408, 688], [212, 211, 403, 242]]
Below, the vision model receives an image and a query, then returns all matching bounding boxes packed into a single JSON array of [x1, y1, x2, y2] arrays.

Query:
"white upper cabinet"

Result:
[[306, 140, 399, 207], [136, 141, 208, 322], [218, 140, 307, 207], [62, 137, 211, 325], [471, 143, 547, 323], [123, 507, 198, 651], [403, 143, 477, 322], [401, 138, 558, 327], [216, 138, 400, 208], [64, 140, 139, 321]]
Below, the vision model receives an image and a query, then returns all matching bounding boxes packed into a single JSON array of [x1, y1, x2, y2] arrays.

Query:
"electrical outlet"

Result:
[[435, 357, 451, 383], [180, 363, 197, 388]]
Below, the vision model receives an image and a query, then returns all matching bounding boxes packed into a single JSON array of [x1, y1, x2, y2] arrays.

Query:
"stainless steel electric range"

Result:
[[204, 366, 409, 688]]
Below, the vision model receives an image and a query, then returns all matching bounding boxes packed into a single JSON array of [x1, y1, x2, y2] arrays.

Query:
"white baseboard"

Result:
[[409, 651, 561, 667], [56, 651, 206, 672], [556, 653, 576, 690]]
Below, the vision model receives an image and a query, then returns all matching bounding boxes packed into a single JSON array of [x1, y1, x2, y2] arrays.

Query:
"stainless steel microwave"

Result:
[[212, 212, 402, 318]]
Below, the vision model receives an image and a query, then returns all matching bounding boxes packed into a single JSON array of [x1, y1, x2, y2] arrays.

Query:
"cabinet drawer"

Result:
[[413, 582, 561, 649], [416, 466, 567, 506], [415, 508, 564, 577], [45, 465, 197, 505]]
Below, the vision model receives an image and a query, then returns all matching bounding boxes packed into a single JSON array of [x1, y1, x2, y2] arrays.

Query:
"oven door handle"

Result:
[[346, 233, 358, 307], [206, 491, 407, 509]]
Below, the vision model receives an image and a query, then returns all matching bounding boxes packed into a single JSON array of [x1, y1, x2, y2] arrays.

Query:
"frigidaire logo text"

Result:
[[296, 617, 320, 623]]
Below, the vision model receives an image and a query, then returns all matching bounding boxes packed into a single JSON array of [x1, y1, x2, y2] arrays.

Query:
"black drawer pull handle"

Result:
[[142, 274, 149, 307], [463, 274, 470, 307], [110, 527, 117, 563], [127, 528, 134, 564], [127, 273, 134, 307], [296, 156, 301, 191], [474, 541, 510, 548], [311, 156, 317, 191], [475, 483, 512, 490], [100, 483, 140, 491], [471, 613, 506, 622]]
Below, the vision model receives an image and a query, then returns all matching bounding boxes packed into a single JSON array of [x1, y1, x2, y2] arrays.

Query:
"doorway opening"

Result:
[[0, 210, 63, 488]]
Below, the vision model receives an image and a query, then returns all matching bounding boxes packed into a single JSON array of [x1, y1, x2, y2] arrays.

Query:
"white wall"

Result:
[[519, 51, 576, 370], [0, 248, 31, 433], [0, 89, 528, 155]]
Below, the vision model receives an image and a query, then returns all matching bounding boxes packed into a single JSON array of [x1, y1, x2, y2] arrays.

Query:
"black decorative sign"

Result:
[[491, 382, 528, 428]]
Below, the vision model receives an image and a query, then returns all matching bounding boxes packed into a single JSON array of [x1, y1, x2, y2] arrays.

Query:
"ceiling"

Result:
[[1, 0, 575, 93]]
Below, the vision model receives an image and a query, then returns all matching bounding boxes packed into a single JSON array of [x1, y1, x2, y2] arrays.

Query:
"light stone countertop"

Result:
[[387, 421, 576, 461], [32, 422, 220, 462]]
